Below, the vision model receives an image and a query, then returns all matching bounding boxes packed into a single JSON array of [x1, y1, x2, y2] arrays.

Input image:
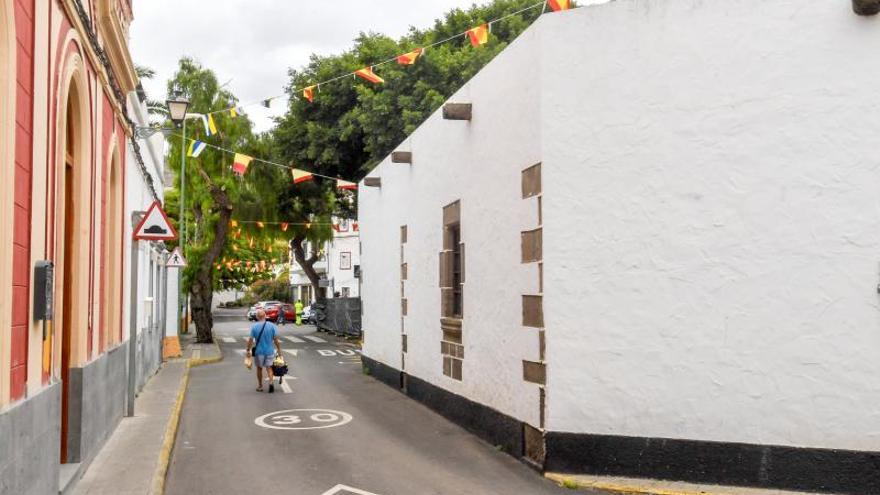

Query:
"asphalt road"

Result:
[[165, 318, 576, 495]]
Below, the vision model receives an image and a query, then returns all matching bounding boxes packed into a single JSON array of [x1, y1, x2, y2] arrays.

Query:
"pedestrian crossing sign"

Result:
[[166, 247, 187, 268], [133, 201, 178, 241]]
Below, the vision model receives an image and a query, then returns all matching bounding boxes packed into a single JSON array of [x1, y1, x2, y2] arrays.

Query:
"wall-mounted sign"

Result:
[[166, 247, 187, 268], [340, 251, 352, 270], [133, 201, 178, 241], [34, 261, 54, 323]]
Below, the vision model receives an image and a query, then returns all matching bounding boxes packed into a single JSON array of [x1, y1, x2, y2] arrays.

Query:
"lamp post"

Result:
[[166, 94, 190, 333]]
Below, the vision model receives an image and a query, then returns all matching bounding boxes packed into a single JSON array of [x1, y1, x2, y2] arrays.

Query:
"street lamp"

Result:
[[166, 94, 190, 126]]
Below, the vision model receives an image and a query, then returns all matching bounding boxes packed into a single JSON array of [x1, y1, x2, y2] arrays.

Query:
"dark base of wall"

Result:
[[0, 382, 61, 495], [361, 355, 522, 455], [361, 355, 880, 495], [545, 432, 880, 495]]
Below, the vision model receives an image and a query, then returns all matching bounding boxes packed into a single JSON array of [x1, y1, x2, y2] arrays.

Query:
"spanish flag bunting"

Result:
[[235, 229, 242, 239], [188, 140, 207, 157], [257, 221, 265, 229], [202, 114, 218, 136], [281, 222, 289, 231], [336, 179, 357, 191], [466, 24, 489, 47], [355, 67, 384, 84], [303, 86, 316, 103], [353, 222, 359, 232], [232, 153, 253, 176], [230, 220, 238, 228], [291, 168, 314, 184], [397, 48, 423, 65], [548, 0, 572, 11]]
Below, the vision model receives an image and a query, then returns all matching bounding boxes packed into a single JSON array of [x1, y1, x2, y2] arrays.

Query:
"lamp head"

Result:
[[166, 93, 190, 126]]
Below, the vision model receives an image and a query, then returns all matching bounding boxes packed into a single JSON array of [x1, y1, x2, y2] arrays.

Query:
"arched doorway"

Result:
[[0, 0, 15, 408], [56, 55, 90, 464]]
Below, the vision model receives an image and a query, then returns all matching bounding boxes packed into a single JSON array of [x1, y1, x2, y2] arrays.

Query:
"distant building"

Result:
[[358, 2, 880, 494], [288, 218, 360, 303]]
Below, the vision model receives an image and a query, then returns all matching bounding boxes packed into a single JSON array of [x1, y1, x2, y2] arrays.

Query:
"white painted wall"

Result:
[[541, 0, 880, 451], [360, 22, 544, 426], [327, 229, 360, 298], [361, 0, 880, 453], [124, 92, 174, 379]]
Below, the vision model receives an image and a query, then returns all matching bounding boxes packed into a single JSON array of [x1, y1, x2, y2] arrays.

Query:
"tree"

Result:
[[271, 0, 542, 298], [165, 57, 273, 342]]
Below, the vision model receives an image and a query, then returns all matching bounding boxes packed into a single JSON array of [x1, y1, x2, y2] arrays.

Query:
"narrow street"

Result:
[[165, 317, 573, 495]]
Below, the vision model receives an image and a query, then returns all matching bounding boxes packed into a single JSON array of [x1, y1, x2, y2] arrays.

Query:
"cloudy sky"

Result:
[[130, 0, 482, 131]]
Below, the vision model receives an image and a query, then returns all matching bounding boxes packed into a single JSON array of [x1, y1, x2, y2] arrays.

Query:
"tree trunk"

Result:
[[189, 167, 233, 343], [291, 236, 325, 302]]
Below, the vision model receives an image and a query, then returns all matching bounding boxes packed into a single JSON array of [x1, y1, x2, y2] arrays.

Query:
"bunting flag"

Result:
[[262, 98, 272, 108], [397, 48, 423, 65], [235, 229, 242, 239], [336, 179, 357, 191], [232, 153, 254, 176], [232, 245, 239, 252], [281, 222, 289, 231], [355, 67, 384, 84], [230, 220, 239, 228], [249, 236, 255, 248], [332, 223, 340, 232], [202, 114, 218, 136], [303, 86, 316, 103], [229, 107, 241, 118], [291, 169, 314, 184], [548, 0, 571, 11], [188, 140, 207, 157], [467, 24, 489, 47], [353, 222, 359, 232], [257, 221, 265, 228]]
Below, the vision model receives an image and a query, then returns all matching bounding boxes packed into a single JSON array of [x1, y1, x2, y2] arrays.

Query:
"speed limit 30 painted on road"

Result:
[[254, 409, 353, 430]]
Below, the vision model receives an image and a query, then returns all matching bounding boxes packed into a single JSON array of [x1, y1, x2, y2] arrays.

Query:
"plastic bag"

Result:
[[244, 354, 253, 369]]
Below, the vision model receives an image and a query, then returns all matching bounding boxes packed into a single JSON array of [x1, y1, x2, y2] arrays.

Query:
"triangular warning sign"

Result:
[[133, 201, 178, 241], [166, 247, 187, 268]]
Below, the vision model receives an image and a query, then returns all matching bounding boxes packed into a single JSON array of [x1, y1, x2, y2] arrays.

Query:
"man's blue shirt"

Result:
[[250, 321, 277, 356]]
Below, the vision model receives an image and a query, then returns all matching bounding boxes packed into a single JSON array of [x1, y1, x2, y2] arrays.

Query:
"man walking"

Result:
[[246, 309, 282, 393]]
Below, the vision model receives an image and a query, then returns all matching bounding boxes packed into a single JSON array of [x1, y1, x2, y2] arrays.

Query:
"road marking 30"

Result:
[[317, 349, 359, 357], [254, 409, 353, 430], [304, 335, 327, 343]]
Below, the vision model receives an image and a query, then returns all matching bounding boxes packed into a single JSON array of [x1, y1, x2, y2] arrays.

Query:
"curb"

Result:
[[546, 473, 727, 495], [150, 339, 223, 495]]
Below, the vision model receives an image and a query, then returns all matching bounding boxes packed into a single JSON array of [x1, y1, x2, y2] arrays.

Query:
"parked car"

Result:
[[264, 303, 295, 323], [247, 300, 283, 321]]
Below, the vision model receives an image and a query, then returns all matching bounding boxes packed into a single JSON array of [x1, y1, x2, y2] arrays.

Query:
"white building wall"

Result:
[[542, 0, 880, 451], [360, 23, 544, 425], [327, 231, 360, 298], [124, 92, 173, 387]]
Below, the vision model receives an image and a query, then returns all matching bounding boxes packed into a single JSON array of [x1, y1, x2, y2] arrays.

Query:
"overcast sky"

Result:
[[130, 0, 483, 132]]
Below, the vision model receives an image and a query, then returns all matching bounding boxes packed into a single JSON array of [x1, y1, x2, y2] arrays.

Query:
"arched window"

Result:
[[102, 142, 123, 348]]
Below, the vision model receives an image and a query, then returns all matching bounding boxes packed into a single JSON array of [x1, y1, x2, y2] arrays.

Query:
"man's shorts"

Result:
[[254, 353, 275, 368]]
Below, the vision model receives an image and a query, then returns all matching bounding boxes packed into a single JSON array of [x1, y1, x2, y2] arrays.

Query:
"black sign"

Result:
[[34, 261, 54, 322], [353, 265, 361, 279]]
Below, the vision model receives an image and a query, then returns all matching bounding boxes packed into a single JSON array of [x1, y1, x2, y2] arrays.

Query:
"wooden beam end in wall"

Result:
[[364, 177, 382, 187], [443, 103, 472, 121], [392, 151, 412, 164], [854, 0, 880, 14]]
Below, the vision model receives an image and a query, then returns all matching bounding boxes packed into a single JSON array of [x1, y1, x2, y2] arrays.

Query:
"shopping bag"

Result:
[[244, 354, 253, 369]]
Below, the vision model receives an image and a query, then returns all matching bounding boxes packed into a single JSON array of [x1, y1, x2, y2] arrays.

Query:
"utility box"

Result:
[[33, 261, 54, 323]]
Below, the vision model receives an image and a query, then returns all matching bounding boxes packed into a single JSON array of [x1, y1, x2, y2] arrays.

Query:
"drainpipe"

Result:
[[127, 211, 144, 417]]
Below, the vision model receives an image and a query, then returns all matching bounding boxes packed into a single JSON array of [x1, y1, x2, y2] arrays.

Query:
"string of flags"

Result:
[[199, 0, 572, 119]]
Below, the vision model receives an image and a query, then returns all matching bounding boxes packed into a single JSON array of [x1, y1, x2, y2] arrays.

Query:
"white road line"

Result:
[[338, 361, 361, 364], [283, 349, 299, 357], [320, 484, 381, 495], [279, 379, 293, 394], [284, 336, 305, 343], [304, 335, 327, 343], [222, 337, 236, 343]]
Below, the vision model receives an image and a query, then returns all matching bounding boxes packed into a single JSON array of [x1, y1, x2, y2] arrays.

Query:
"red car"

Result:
[[264, 303, 295, 323]]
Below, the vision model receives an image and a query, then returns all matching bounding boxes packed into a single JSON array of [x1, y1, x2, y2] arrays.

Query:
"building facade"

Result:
[[0, 1, 168, 493], [358, 1, 880, 494], [289, 219, 361, 303]]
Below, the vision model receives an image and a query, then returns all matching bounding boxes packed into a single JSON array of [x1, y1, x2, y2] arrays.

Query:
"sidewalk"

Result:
[[546, 473, 832, 495], [71, 333, 221, 495]]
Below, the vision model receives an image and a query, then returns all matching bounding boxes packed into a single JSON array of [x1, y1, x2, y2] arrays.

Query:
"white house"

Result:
[[289, 218, 361, 303], [358, 1, 880, 493], [125, 89, 177, 389]]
